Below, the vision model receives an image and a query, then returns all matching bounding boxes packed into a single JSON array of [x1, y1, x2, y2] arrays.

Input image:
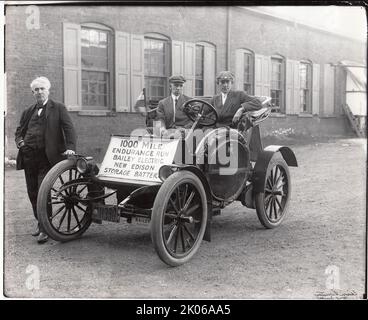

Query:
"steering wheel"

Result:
[[182, 99, 218, 127]]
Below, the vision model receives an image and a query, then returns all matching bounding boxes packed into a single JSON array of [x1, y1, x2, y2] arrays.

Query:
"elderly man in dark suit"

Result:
[[155, 75, 193, 134], [15, 76, 77, 243], [210, 71, 263, 127]]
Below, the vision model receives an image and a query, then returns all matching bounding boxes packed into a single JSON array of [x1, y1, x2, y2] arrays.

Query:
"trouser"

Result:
[[22, 147, 51, 223]]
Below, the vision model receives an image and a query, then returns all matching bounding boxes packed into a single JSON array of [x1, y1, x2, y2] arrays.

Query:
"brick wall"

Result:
[[260, 115, 353, 138], [6, 5, 65, 158], [5, 5, 364, 159], [69, 112, 146, 163]]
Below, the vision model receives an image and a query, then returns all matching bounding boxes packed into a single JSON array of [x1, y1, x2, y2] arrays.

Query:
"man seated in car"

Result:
[[155, 75, 193, 136], [209, 71, 263, 128]]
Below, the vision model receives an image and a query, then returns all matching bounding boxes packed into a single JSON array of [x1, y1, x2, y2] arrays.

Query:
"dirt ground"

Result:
[[3, 138, 366, 299]]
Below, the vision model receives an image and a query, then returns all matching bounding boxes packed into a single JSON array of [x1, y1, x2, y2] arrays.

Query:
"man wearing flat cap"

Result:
[[155, 75, 193, 132], [210, 71, 263, 127]]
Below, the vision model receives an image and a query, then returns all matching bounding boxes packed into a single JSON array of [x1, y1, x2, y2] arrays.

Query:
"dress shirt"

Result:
[[221, 93, 227, 105], [172, 95, 179, 120], [37, 99, 48, 116]]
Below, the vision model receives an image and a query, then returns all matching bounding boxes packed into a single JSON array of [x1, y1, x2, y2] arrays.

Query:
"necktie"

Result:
[[37, 104, 44, 116], [174, 98, 178, 120]]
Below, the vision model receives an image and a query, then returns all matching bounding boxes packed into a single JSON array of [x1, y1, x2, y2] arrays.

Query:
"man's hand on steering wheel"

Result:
[[183, 99, 218, 127]]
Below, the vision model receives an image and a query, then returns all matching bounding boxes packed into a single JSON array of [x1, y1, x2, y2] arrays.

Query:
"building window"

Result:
[[196, 41, 216, 96], [243, 52, 254, 94], [271, 57, 284, 113], [300, 62, 312, 113], [144, 36, 169, 103], [81, 26, 112, 110], [195, 44, 204, 96]]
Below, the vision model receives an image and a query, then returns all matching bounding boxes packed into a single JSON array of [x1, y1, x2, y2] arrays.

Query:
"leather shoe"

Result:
[[37, 232, 49, 244], [32, 226, 40, 237]]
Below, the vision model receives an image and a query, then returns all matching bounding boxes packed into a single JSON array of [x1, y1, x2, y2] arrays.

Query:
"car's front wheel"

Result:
[[37, 159, 102, 242], [151, 171, 207, 266]]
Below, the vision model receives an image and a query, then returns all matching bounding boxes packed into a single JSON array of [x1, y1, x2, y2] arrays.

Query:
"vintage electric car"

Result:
[[37, 97, 298, 266]]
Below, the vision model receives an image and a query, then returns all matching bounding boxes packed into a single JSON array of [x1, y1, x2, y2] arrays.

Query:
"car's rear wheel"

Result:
[[255, 154, 291, 228], [151, 171, 207, 266]]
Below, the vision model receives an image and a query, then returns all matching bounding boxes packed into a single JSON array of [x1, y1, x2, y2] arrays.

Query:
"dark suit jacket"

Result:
[[155, 94, 192, 129], [15, 99, 77, 170], [210, 90, 262, 127]]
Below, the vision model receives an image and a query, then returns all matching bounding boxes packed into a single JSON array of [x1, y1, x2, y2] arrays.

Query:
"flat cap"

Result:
[[169, 75, 186, 84], [216, 71, 235, 82]]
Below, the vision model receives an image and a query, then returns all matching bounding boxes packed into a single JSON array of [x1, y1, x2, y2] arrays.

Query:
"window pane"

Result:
[[98, 95, 107, 106], [144, 38, 166, 77], [243, 53, 253, 94], [82, 80, 88, 93], [195, 45, 204, 96], [195, 45, 204, 77], [99, 83, 106, 94], [144, 37, 168, 101], [243, 83, 252, 95], [271, 89, 281, 112], [81, 28, 109, 70], [145, 76, 166, 101], [99, 32, 107, 43], [270, 57, 284, 112], [300, 89, 307, 112], [88, 94, 97, 106], [299, 63, 311, 112], [271, 58, 282, 90], [82, 71, 108, 108], [300, 64, 307, 89], [89, 81, 97, 94], [82, 94, 88, 106], [195, 79, 203, 96], [81, 26, 111, 109]]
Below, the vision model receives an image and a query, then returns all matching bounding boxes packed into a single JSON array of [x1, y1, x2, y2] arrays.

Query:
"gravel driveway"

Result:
[[3, 138, 366, 299]]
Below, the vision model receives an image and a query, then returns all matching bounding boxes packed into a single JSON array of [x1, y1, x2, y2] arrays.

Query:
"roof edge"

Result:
[[240, 7, 366, 44]]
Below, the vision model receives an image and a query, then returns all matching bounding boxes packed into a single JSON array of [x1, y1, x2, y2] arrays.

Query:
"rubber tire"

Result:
[[37, 159, 92, 242], [151, 171, 207, 266], [255, 154, 291, 229]]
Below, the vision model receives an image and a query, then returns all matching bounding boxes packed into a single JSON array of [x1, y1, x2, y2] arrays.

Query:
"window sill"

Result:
[[66, 105, 81, 112], [78, 110, 117, 117], [319, 115, 338, 119], [269, 113, 286, 118], [298, 113, 314, 118]]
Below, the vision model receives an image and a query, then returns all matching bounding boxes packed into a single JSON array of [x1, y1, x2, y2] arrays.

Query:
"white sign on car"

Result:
[[98, 136, 179, 183]]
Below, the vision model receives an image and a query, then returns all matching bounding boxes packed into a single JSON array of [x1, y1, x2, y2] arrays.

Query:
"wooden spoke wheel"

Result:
[[255, 154, 291, 228], [151, 171, 207, 266], [37, 159, 102, 241]]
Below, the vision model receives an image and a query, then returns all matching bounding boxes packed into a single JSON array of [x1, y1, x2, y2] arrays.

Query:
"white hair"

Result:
[[30, 76, 51, 90]]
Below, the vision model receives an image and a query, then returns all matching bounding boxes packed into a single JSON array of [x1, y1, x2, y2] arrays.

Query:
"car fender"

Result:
[[264, 145, 298, 167], [167, 164, 213, 242], [252, 146, 297, 194]]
